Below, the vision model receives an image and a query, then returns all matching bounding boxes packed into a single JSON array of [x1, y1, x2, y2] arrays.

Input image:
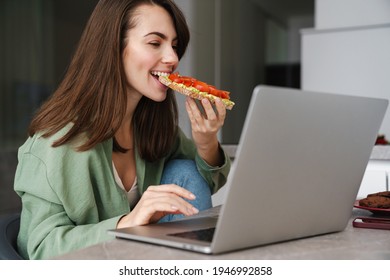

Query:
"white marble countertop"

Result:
[[55, 208, 390, 260]]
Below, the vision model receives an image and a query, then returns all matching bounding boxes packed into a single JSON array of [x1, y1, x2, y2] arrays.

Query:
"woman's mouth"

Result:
[[151, 71, 170, 89], [151, 71, 170, 79]]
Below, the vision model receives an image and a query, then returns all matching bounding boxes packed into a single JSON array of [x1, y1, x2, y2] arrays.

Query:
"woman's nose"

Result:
[[162, 46, 179, 65]]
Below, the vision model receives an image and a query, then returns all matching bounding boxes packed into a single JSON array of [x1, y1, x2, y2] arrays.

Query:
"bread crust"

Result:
[[159, 75, 235, 110]]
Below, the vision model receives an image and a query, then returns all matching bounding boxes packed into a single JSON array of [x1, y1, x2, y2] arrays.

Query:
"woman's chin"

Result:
[[148, 92, 168, 103]]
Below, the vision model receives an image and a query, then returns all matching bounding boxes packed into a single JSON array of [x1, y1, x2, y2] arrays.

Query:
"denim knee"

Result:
[[159, 159, 212, 222]]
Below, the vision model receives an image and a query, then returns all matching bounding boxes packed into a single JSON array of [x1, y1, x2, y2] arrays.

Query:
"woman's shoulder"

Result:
[[20, 124, 73, 155], [19, 124, 112, 161]]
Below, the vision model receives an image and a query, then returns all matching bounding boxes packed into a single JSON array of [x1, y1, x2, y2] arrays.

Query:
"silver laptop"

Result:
[[109, 85, 388, 254]]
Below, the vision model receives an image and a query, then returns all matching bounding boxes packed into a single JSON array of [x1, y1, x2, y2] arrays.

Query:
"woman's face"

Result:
[[122, 4, 179, 102]]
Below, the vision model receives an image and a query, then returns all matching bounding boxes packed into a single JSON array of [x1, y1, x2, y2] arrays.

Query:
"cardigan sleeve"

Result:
[[14, 136, 129, 260]]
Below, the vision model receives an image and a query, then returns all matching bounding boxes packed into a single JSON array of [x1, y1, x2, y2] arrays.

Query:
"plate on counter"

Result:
[[354, 200, 390, 216]]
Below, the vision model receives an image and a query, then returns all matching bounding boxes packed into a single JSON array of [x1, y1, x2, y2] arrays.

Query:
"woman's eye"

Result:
[[149, 42, 160, 47]]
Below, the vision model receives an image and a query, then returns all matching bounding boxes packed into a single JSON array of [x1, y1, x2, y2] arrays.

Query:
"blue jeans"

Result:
[[158, 159, 212, 223]]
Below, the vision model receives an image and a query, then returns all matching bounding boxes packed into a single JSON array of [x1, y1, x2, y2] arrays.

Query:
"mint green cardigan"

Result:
[[14, 127, 230, 259]]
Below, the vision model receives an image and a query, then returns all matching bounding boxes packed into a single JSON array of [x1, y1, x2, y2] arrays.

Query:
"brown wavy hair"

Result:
[[28, 0, 190, 162]]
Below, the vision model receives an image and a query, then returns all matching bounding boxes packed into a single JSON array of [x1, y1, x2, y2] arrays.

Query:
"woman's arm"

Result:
[[14, 139, 128, 259], [185, 97, 226, 167]]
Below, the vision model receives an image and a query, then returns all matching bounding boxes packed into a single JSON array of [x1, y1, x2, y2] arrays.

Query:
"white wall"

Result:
[[302, 0, 390, 137], [316, 0, 390, 29], [302, 0, 390, 196]]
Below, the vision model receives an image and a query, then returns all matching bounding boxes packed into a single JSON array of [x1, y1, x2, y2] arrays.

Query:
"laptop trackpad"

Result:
[[168, 227, 215, 242]]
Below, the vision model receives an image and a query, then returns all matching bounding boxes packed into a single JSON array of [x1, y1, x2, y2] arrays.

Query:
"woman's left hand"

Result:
[[186, 97, 226, 166]]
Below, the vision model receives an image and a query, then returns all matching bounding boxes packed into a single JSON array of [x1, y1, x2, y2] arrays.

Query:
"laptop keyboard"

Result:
[[168, 227, 215, 242]]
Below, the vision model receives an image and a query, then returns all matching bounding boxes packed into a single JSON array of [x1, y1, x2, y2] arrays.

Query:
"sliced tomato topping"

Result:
[[168, 73, 183, 83], [181, 77, 195, 87], [168, 72, 180, 80], [168, 72, 231, 100], [193, 81, 209, 93], [209, 87, 230, 99], [218, 90, 230, 99], [171, 76, 183, 83]]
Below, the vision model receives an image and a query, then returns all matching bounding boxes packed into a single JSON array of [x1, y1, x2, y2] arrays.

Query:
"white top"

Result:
[[112, 162, 140, 207]]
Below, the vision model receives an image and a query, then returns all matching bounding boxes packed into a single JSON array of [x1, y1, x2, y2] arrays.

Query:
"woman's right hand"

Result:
[[116, 184, 199, 229]]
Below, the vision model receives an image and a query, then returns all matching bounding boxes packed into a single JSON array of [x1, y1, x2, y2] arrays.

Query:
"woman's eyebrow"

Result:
[[144, 31, 178, 41]]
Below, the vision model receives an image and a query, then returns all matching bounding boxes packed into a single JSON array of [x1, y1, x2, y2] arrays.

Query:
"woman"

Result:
[[14, 0, 230, 260]]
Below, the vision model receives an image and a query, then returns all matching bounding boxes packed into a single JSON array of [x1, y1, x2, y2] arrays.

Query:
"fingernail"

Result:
[[189, 193, 196, 199], [192, 207, 199, 214], [171, 205, 178, 211]]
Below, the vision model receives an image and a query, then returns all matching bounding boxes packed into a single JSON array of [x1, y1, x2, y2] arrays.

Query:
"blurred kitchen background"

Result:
[[0, 0, 314, 150], [2, 0, 390, 214]]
